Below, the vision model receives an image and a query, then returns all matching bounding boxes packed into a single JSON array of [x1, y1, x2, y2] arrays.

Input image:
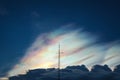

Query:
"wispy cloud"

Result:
[[7, 24, 120, 77]]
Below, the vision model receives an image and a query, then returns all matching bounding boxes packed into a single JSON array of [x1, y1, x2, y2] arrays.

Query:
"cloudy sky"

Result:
[[0, 0, 120, 78]]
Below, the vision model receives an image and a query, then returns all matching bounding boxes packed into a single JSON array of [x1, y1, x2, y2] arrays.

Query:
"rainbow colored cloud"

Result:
[[8, 25, 120, 77]]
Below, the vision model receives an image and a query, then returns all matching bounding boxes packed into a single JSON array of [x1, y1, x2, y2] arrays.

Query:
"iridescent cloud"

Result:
[[7, 25, 120, 76]]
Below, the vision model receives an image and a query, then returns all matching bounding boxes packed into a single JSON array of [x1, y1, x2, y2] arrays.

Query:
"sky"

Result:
[[0, 0, 120, 78]]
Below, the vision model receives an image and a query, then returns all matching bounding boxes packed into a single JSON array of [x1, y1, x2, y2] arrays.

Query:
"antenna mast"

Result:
[[58, 43, 61, 80]]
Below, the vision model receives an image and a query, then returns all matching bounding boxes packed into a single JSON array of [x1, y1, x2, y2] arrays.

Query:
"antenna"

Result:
[[58, 43, 61, 80]]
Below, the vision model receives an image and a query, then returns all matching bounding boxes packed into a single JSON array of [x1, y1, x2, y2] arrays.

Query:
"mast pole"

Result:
[[58, 43, 60, 80]]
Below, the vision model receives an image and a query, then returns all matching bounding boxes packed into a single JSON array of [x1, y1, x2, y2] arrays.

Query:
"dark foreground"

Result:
[[9, 65, 120, 80]]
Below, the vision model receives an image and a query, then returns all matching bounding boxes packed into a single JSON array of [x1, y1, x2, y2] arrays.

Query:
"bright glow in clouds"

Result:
[[8, 25, 120, 76]]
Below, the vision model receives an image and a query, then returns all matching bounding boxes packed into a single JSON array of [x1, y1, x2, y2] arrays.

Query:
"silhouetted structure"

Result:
[[9, 65, 120, 80], [58, 44, 61, 80]]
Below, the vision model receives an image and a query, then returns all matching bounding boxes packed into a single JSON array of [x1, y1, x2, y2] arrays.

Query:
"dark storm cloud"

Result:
[[9, 65, 120, 80]]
